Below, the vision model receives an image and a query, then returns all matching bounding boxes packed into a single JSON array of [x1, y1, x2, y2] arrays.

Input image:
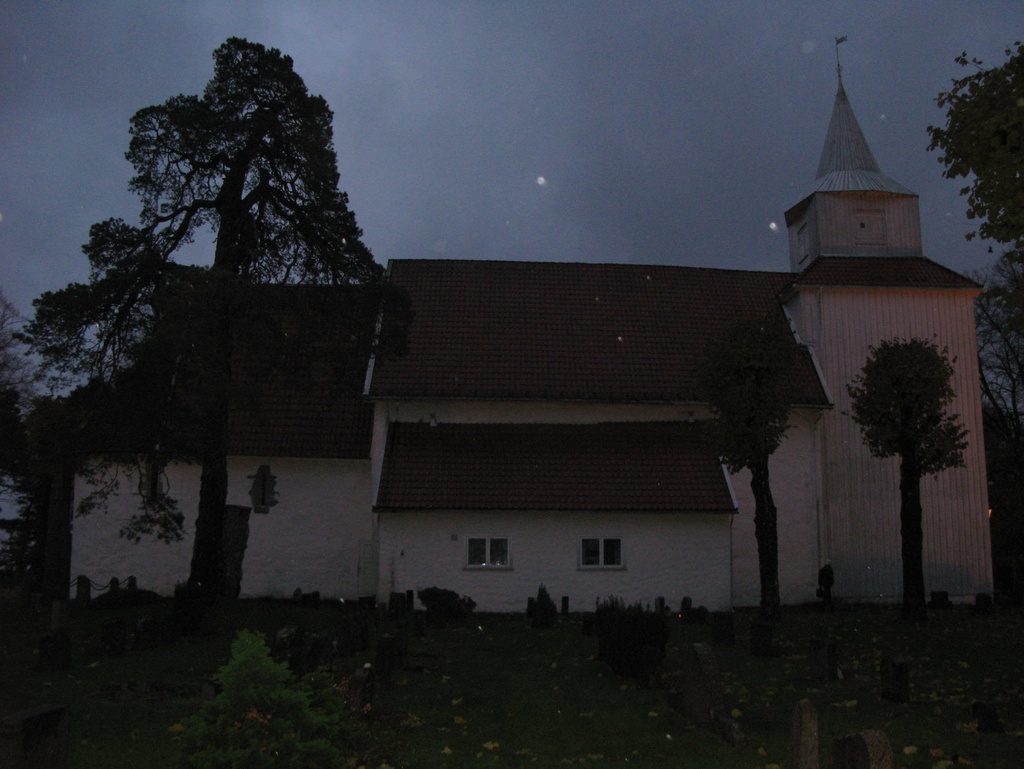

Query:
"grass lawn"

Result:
[[2, 597, 1022, 768]]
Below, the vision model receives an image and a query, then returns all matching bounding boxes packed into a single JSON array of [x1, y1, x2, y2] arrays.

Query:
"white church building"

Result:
[[69, 78, 993, 611]]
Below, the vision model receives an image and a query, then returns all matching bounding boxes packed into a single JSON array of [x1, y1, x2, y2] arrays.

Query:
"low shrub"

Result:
[[594, 597, 669, 684], [532, 585, 558, 629], [180, 629, 347, 768], [416, 587, 476, 623]]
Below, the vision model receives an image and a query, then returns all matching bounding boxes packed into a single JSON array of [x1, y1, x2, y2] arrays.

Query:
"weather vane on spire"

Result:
[[835, 35, 848, 84]]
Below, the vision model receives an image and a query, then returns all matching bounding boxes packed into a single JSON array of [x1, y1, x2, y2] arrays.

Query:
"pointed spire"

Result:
[[808, 74, 915, 196], [815, 81, 881, 178]]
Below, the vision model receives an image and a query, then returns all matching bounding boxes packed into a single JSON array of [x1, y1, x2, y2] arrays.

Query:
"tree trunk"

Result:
[[751, 458, 781, 618], [186, 276, 235, 599], [899, 454, 927, 621]]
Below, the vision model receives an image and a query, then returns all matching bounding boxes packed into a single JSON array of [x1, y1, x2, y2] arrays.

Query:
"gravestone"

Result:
[[351, 663, 374, 710], [832, 730, 893, 769], [880, 656, 909, 703], [134, 617, 161, 651], [750, 617, 775, 657], [710, 612, 735, 646], [788, 698, 819, 769], [928, 591, 951, 609], [808, 639, 839, 680], [74, 576, 91, 606], [374, 633, 401, 687], [667, 642, 725, 725], [37, 631, 71, 672], [972, 593, 993, 615], [300, 591, 321, 609], [49, 600, 68, 631], [0, 704, 70, 769], [100, 617, 128, 656], [972, 701, 1004, 733]]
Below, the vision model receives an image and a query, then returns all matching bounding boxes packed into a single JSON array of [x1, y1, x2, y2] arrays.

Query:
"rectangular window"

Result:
[[580, 538, 623, 568], [466, 537, 510, 568]]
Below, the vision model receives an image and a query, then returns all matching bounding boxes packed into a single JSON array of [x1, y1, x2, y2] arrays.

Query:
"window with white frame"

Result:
[[580, 537, 623, 568], [466, 537, 510, 568]]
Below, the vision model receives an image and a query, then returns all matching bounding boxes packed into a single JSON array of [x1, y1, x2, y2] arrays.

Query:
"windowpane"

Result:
[[468, 538, 487, 566], [490, 538, 509, 566], [603, 538, 622, 566], [582, 538, 600, 566]]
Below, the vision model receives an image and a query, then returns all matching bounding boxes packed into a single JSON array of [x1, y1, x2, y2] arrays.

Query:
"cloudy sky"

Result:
[[0, 2, 1019, 317]]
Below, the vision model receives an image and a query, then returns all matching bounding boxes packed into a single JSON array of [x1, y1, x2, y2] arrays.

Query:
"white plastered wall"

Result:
[[70, 456, 373, 599], [377, 510, 733, 613]]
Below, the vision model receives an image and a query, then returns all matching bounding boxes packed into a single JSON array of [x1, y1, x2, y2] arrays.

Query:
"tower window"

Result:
[[853, 209, 886, 246]]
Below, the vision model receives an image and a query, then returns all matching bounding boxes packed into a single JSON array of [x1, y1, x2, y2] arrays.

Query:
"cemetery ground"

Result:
[[2, 594, 1023, 769]]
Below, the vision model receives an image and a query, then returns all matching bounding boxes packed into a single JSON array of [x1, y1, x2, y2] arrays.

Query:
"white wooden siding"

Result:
[[788, 287, 991, 599]]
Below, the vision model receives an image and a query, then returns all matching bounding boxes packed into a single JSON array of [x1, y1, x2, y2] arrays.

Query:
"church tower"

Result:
[[784, 76, 923, 272], [780, 64, 992, 602]]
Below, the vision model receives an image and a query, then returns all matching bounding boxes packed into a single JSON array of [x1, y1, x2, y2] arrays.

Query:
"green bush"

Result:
[[532, 584, 558, 629], [180, 630, 346, 768], [416, 587, 476, 623]]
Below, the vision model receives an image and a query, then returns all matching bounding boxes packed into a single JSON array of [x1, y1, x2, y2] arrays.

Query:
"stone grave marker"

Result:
[[971, 701, 1004, 733], [808, 639, 839, 680], [74, 576, 91, 606], [880, 656, 909, 703], [668, 642, 725, 725], [832, 730, 893, 769], [788, 698, 818, 769], [0, 704, 70, 769], [972, 593, 993, 615], [134, 616, 161, 651], [350, 663, 374, 710], [100, 617, 128, 656], [374, 633, 402, 688], [37, 631, 71, 672], [710, 611, 735, 646], [750, 617, 775, 657], [928, 591, 951, 609]]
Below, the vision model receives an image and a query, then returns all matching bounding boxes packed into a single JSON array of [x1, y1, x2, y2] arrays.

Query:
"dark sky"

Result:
[[1, 2, 1019, 316]]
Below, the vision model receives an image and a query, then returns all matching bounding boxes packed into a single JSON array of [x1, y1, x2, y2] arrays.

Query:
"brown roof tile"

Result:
[[375, 421, 735, 513], [791, 257, 978, 290], [369, 259, 828, 405]]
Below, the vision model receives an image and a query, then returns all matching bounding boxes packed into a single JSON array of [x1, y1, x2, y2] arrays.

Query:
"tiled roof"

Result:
[[791, 257, 978, 291], [228, 285, 376, 459], [374, 421, 735, 513], [368, 259, 829, 405]]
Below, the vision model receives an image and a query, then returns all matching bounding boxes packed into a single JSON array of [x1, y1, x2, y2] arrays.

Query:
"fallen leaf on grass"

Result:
[[451, 697, 462, 705], [930, 748, 946, 758], [441, 747, 452, 755], [454, 716, 468, 725], [482, 741, 500, 751], [647, 711, 659, 718], [903, 745, 918, 755], [168, 723, 185, 734], [758, 746, 768, 756], [731, 708, 742, 719]]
